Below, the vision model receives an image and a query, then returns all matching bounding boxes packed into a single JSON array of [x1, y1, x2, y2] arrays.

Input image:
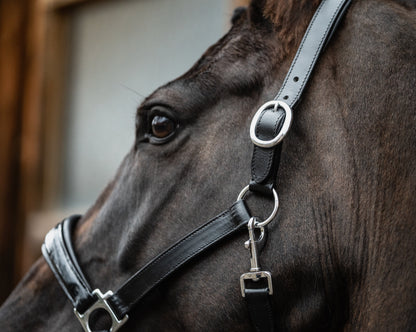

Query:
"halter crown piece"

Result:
[[42, 0, 351, 331]]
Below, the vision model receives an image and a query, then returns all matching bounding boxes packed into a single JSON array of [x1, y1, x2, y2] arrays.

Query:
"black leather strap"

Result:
[[249, 111, 284, 196], [245, 287, 274, 332], [42, 200, 250, 319], [250, 0, 352, 195], [246, 0, 352, 330], [108, 200, 250, 319], [42, 215, 97, 314], [274, 0, 352, 106]]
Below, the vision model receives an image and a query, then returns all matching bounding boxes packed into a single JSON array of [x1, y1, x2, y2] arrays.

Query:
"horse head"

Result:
[[1, 0, 415, 331]]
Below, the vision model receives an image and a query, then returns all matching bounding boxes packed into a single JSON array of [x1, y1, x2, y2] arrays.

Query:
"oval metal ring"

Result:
[[237, 185, 279, 227], [250, 100, 293, 148]]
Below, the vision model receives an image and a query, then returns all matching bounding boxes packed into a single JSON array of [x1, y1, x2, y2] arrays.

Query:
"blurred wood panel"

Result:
[[17, 0, 46, 278], [19, 6, 72, 276], [0, 0, 31, 304], [39, 10, 70, 211], [42, 0, 104, 10], [0, 0, 96, 305], [0, 0, 45, 304]]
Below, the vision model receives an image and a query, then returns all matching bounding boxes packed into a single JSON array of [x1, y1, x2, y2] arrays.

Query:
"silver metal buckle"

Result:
[[74, 289, 129, 332], [240, 271, 273, 297], [250, 100, 293, 148]]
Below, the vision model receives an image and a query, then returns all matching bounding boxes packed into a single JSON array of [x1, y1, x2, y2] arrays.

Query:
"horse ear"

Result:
[[231, 6, 248, 25]]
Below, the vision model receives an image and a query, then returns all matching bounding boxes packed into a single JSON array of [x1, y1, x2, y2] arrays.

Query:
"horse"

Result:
[[1, 0, 415, 330]]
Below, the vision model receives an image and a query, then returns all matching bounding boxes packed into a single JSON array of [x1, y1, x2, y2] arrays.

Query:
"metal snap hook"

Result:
[[240, 217, 274, 297]]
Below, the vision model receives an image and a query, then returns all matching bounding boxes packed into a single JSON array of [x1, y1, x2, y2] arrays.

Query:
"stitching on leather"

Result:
[[252, 110, 269, 182], [292, 0, 344, 103], [254, 110, 282, 183], [266, 111, 284, 181], [276, 0, 344, 105], [51, 226, 90, 302], [141, 224, 241, 305], [120, 203, 247, 307], [261, 113, 280, 181], [60, 225, 92, 292], [252, 110, 274, 183], [277, 1, 323, 101], [125, 231, 238, 308]]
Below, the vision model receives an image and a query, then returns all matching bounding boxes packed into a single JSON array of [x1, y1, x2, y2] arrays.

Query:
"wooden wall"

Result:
[[0, 0, 141, 306], [0, 0, 44, 304], [0, 0, 78, 305]]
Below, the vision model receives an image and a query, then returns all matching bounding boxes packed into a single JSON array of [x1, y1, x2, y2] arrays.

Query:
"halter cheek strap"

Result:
[[244, 0, 351, 330], [42, 0, 351, 331], [250, 0, 352, 196]]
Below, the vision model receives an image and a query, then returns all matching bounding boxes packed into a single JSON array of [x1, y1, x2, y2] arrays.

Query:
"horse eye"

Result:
[[151, 115, 175, 139]]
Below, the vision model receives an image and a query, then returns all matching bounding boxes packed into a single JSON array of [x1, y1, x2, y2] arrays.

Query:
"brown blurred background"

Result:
[[0, 0, 248, 304]]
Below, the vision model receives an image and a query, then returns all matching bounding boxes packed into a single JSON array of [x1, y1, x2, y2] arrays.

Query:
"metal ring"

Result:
[[237, 185, 279, 227], [250, 100, 293, 148]]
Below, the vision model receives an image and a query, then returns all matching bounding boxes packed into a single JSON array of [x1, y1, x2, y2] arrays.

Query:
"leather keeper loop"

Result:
[[248, 181, 274, 197], [250, 105, 285, 195]]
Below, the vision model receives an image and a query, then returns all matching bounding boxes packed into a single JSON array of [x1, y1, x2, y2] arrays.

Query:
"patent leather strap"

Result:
[[42, 200, 250, 329], [246, 0, 352, 331], [250, 0, 352, 195], [42, 215, 96, 314]]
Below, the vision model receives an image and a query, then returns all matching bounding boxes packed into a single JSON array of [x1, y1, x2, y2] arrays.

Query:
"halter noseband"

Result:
[[42, 0, 351, 331]]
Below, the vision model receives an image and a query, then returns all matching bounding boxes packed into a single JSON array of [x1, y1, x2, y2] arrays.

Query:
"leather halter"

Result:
[[42, 0, 351, 331]]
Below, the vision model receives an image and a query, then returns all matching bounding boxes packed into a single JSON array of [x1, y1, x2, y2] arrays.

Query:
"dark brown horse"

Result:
[[1, 0, 415, 330]]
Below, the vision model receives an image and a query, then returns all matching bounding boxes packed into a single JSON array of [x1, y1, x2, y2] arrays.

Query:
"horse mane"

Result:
[[249, 0, 416, 59], [248, 0, 322, 58]]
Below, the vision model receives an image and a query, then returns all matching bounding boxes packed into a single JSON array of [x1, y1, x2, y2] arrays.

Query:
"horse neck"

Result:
[[269, 1, 416, 328]]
